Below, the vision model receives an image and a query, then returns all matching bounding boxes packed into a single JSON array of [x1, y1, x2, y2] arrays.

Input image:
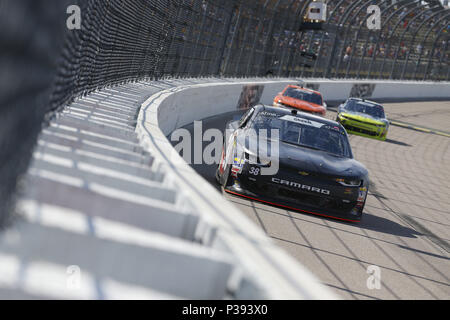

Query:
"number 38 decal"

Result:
[[249, 167, 260, 176]]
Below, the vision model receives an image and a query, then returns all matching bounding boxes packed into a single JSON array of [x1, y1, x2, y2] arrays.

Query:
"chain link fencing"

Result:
[[0, 0, 448, 223]]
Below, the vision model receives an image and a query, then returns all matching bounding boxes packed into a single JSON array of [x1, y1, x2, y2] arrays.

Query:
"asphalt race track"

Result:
[[175, 101, 450, 300]]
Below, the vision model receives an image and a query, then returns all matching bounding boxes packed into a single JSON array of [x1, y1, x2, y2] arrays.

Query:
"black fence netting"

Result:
[[0, 0, 449, 222]]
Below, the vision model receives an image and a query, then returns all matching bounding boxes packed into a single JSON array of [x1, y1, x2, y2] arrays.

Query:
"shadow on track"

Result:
[[358, 212, 421, 238], [384, 138, 412, 147], [227, 194, 421, 239]]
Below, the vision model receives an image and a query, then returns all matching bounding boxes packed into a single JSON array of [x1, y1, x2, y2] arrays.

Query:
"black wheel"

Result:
[[215, 167, 221, 185]]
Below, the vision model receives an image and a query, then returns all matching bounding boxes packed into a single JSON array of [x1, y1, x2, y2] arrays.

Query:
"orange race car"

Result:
[[273, 85, 327, 116]]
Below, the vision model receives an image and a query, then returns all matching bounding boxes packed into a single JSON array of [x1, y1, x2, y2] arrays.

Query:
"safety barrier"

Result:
[[142, 80, 450, 136]]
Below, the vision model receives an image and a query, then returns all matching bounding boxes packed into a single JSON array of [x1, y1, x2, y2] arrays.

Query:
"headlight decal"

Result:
[[336, 178, 362, 187]]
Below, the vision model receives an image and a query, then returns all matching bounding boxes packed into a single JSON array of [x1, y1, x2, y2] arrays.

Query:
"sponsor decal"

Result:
[[260, 111, 279, 117], [322, 124, 345, 134], [218, 145, 227, 174], [357, 187, 368, 203], [249, 167, 261, 176], [233, 157, 244, 167], [349, 84, 376, 98], [231, 165, 242, 177], [231, 157, 245, 177], [272, 178, 330, 195], [279, 115, 324, 128], [237, 85, 265, 110]]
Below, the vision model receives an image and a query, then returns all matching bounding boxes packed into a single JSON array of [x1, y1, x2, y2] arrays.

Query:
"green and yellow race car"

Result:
[[336, 98, 389, 141]]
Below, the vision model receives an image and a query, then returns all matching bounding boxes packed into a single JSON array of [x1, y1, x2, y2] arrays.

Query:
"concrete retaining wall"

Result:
[[155, 79, 450, 137]]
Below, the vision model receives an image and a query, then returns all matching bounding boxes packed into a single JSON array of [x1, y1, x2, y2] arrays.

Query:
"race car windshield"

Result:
[[345, 100, 385, 118], [283, 87, 323, 105], [251, 114, 352, 158]]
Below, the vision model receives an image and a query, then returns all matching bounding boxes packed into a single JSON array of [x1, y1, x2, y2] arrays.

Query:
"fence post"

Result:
[[198, 1, 220, 76], [255, 1, 281, 76], [325, 1, 365, 78], [186, 1, 210, 76], [215, 1, 236, 75], [245, 0, 270, 76], [233, 3, 257, 76], [277, 1, 303, 77], [289, 0, 314, 78], [176, 1, 197, 77], [312, 0, 346, 78], [269, 1, 296, 77], [331, 0, 368, 79], [220, 1, 242, 76]]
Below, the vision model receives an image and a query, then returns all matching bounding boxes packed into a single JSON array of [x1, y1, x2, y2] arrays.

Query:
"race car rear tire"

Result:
[[216, 166, 233, 187], [221, 165, 234, 188], [215, 167, 221, 185]]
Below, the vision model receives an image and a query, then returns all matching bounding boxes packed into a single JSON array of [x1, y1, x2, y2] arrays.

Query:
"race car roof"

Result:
[[287, 85, 322, 96]]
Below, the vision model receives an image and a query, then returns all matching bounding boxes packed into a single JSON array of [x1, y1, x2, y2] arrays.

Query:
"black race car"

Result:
[[216, 105, 369, 222]]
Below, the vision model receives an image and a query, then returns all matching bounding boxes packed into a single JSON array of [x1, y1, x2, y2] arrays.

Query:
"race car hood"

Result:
[[238, 134, 368, 179], [340, 112, 386, 126], [279, 142, 368, 178]]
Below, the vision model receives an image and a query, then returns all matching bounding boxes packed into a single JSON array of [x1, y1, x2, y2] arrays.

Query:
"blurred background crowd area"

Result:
[[216, 0, 449, 79]]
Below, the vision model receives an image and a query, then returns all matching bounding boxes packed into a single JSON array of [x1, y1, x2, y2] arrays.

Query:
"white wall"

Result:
[[158, 80, 299, 135], [306, 79, 450, 101]]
